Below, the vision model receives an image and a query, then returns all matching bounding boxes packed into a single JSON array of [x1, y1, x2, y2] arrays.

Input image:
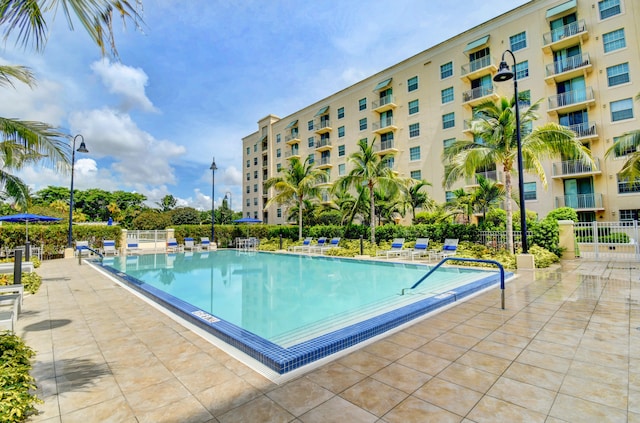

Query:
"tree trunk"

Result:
[[298, 197, 303, 240], [504, 171, 514, 253], [369, 181, 376, 244]]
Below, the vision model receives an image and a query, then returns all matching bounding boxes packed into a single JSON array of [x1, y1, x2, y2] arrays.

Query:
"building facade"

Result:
[[242, 0, 639, 224]]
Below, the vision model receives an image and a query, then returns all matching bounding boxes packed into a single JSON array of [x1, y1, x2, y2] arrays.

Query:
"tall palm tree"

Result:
[[0, 0, 143, 58], [443, 96, 594, 252], [446, 188, 473, 224], [333, 138, 402, 244], [264, 156, 327, 240], [605, 93, 640, 184], [472, 174, 506, 224], [402, 179, 433, 221]]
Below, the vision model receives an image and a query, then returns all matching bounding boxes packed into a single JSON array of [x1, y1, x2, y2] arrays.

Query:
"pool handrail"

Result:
[[404, 257, 506, 309]]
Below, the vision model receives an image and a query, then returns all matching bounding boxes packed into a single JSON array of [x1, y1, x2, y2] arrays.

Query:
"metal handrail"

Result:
[[403, 257, 506, 309]]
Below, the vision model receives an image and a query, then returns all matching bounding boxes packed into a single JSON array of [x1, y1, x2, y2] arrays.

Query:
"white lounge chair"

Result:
[[377, 238, 405, 258], [317, 237, 341, 254], [0, 262, 35, 274], [184, 237, 201, 251], [408, 238, 430, 260], [429, 238, 459, 261], [102, 240, 119, 256], [200, 237, 212, 250], [75, 240, 91, 256], [166, 238, 183, 253], [309, 237, 328, 253], [126, 240, 143, 255], [289, 237, 313, 253]]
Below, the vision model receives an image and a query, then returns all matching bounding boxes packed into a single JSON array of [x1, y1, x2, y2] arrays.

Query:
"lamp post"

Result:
[[68, 135, 89, 248], [493, 49, 528, 254], [210, 157, 217, 243]]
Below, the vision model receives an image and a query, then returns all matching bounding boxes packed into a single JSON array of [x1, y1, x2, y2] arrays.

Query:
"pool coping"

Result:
[[95, 254, 512, 374]]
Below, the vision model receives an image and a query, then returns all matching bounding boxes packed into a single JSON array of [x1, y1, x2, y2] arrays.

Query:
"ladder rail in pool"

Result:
[[403, 257, 506, 309]]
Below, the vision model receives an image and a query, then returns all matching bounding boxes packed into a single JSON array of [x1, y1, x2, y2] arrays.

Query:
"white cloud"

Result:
[[90, 59, 158, 113]]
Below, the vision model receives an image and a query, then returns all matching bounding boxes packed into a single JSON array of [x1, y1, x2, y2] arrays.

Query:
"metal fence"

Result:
[[574, 220, 639, 261], [477, 231, 532, 252]]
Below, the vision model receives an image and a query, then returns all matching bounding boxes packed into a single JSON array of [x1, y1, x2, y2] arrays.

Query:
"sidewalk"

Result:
[[17, 258, 640, 422]]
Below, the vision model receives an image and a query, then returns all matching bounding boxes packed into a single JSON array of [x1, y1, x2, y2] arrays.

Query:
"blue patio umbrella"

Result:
[[0, 213, 62, 242], [233, 217, 262, 223]]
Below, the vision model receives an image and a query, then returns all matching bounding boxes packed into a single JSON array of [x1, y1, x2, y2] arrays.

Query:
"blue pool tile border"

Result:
[[97, 258, 511, 374]]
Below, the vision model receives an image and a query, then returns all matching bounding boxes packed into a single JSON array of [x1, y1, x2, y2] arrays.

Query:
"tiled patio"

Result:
[[17, 257, 640, 422]]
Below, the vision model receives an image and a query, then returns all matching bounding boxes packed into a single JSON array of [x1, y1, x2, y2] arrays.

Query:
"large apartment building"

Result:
[[242, 0, 639, 225]]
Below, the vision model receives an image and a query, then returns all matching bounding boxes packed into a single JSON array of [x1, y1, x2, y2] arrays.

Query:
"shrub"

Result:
[[0, 332, 41, 422], [29, 257, 40, 269], [545, 207, 578, 222], [530, 218, 562, 256], [528, 245, 560, 268], [0, 273, 41, 294]]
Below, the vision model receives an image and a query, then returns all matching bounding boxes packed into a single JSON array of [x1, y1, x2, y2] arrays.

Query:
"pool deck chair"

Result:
[[102, 240, 119, 256], [200, 237, 212, 250], [288, 237, 313, 253], [166, 238, 183, 253], [75, 240, 91, 256], [309, 237, 327, 254], [126, 240, 143, 255], [184, 237, 201, 252], [317, 237, 341, 255], [430, 238, 459, 261], [377, 238, 405, 259], [409, 238, 430, 260]]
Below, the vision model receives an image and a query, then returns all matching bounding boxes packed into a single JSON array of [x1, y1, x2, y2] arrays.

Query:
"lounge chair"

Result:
[[377, 238, 405, 258], [309, 237, 327, 253], [429, 238, 459, 261], [408, 238, 430, 260], [0, 308, 15, 332], [0, 285, 24, 307], [166, 238, 183, 253], [0, 262, 35, 274], [200, 237, 212, 250], [317, 237, 341, 254], [102, 240, 119, 256], [0, 293, 22, 314], [75, 240, 91, 256], [184, 237, 201, 251], [288, 237, 313, 253], [126, 240, 143, 255]]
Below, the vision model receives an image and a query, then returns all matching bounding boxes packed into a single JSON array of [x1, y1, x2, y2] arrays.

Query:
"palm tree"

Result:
[[605, 93, 640, 184], [0, 0, 143, 58], [472, 174, 506, 224], [443, 96, 594, 252], [264, 156, 327, 240], [402, 179, 433, 221], [333, 138, 402, 244], [446, 188, 474, 224]]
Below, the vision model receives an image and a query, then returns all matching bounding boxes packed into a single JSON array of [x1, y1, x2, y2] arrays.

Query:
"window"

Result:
[[308, 120, 314, 131], [410, 170, 422, 180], [408, 99, 419, 115], [276, 148, 281, 158], [338, 145, 345, 156], [337, 107, 345, 119], [359, 118, 367, 131], [599, 0, 621, 19], [523, 182, 537, 200], [607, 63, 630, 86], [246, 199, 250, 207], [254, 144, 257, 152], [308, 137, 315, 148], [515, 61, 529, 79], [509, 31, 527, 51], [246, 185, 250, 193], [617, 175, 640, 193], [440, 61, 453, 79], [276, 163, 282, 171], [254, 170, 258, 179], [409, 146, 420, 161], [612, 136, 637, 157], [603, 28, 626, 53], [407, 76, 418, 92], [620, 209, 640, 221], [338, 163, 345, 176], [338, 126, 345, 137], [611, 98, 633, 121], [359, 98, 367, 111], [409, 123, 420, 138], [246, 159, 250, 168], [443, 138, 455, 149], [253, 157, 258, 166], [254, 198, 258, 206], [442, 112, 455, 129], [383, 156, 394, 170], [441, 87, 454, 104], [445, 191, 455, 202], [277, 208, 282, 218], [276, 134, 281, 143], [253, 184, 258, 192], [246, 173, 250, 181], [308, 154, 314, 164], [246, 147, 250, 155]]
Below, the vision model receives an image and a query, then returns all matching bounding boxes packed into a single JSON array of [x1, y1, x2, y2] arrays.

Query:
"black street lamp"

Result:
[[493, 49, 528, 254], [68, 135, 89, 248], [224, 191, 232, 212], [210, 157, 217, 243]]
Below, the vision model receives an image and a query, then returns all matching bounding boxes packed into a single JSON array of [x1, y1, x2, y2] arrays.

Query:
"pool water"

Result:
[[100, 250, 508, 374]]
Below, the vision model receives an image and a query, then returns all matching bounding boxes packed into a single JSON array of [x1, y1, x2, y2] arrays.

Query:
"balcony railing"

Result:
[[565, 121, 597, 138], [373, 139, 395, 153], [284, 150, 299, 158], [555, 193, 603, 209], [475, 169, 503, 184], [548, 87, 594, 110], [545, 53, 591, 77], [371, 95, 395, 110], [461, 55, 495, 76], [318, 157, 331, 166], [542, 19, 587, 46], [315, 119, 331, 131], [315, 138, 331, 149], [462, 85, 496, 103], [285, 134, 300, 143], [372, 117, 395, 132], [552, 158, 600, 177]]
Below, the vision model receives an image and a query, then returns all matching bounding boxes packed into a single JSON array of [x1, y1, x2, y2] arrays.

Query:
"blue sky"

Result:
[[0, 0, 529, 210]]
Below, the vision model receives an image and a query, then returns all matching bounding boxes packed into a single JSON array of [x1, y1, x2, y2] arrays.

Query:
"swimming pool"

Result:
[[98, 250, 510, 374]]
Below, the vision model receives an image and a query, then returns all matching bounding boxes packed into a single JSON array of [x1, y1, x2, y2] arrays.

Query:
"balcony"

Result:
[[544, 53, 592, 84], [564, 121, 597, 140], [542, 19, 588, 53], [547, 87, 595, 114], [552, 158, 601, 178], [462, 85, 499, 107], [372, 117, 398, 134], [285, 150, 300, 159], [555, 193, 604, 210], [460, 56, 497, 82], [285, 134, 300, 145], [315, 138, 332, 152], [465, 169, 504, 187], [314, 119, 332, 134], [374, 139, 398, 155], [462, 119, 475, 133], [372, 95, 397, 113], [316, 157, 333, 169]]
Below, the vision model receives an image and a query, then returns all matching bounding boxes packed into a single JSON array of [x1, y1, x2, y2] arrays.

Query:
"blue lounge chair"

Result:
[[184, 237, 201, 251], [126, 240, 143, 255], [409, 238, 430, 260], [429, 238, 459, 261], [102, 240, 119, 256], [309, 237, 328, 253], [75, 240, 91, 256], [377, 238, 405, 258], [166, 238, 183, 253], [200, 237, 212, 250], [289, 237, 313, 253], [317, 237, 341, 254]]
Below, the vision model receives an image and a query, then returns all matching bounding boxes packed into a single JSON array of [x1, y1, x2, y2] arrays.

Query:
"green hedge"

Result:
[[0, 332, 41, 422]]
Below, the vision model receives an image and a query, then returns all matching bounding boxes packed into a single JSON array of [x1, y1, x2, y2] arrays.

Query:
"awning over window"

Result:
[[546, 0, 577, 19], [463, 35, 490, 52], [314, 106, 329, 117], [374, 78, 392, 91], [285, 119, 298, 129]]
